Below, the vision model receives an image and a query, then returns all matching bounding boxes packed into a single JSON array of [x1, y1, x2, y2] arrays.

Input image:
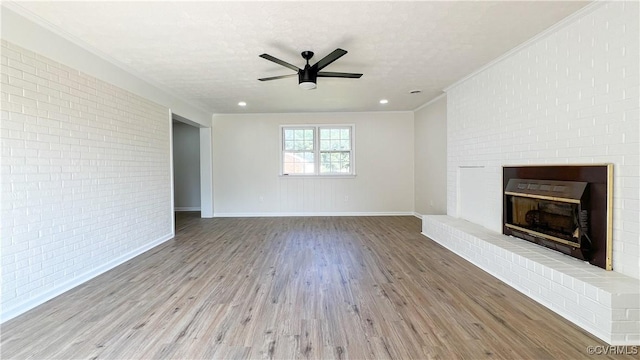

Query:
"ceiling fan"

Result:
[[258, 48, 362, 90]]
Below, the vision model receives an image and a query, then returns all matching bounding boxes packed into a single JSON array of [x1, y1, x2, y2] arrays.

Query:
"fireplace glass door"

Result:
[[506, 196, 581, 248]]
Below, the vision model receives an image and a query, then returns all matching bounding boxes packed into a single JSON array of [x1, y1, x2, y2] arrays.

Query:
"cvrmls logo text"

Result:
[[587, 346, 638, 355]]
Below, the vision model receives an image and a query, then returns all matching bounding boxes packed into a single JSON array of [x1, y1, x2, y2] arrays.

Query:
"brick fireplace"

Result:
[[422, 164, 638, 344], [427, 0, 639, 345]]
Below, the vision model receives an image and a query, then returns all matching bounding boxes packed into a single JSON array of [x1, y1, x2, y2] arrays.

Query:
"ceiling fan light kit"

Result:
[[299, 81, 317, 90], [259, 48, 362, 90]]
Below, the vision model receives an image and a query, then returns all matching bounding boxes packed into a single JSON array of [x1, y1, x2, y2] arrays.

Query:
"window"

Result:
[[281, 125, 354, 176], [282, 127, 316, 175]]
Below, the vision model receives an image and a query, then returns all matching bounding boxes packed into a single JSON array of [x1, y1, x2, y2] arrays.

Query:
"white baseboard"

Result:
[[413, 212, 423, 219], [213, 211, 415, 217], [0, 233, 174, 323], [174, 207, 201, 212]]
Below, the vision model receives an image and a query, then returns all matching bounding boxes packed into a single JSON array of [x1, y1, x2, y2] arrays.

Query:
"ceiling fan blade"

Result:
[[313, 48, 348, 71], [317, 72, 362, 78], [258, 74, 298, 81], [259, 54, 300, 72]]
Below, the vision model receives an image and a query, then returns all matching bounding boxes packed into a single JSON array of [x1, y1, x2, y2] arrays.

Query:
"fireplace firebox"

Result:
[[503, 165, 612, 270], [505, 179, 590, 260]]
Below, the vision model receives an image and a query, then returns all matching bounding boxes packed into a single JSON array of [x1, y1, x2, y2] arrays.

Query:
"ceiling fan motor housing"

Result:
[[299, 51, 317, 89], [299, 66, 318, 87]]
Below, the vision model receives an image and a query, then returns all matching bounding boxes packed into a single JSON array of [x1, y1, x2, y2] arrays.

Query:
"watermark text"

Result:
[[586, 345, 638, 356]]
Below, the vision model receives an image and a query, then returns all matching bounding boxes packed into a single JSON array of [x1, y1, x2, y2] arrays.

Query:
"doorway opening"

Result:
[[172, 118, 201, 214], [170, 112, 213, 233]]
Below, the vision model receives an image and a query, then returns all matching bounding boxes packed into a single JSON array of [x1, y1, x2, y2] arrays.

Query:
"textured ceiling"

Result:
[[10, 1, 590, 114]]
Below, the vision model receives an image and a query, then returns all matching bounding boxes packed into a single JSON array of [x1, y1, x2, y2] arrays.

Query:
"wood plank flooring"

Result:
[[0, 213, 629, 359]]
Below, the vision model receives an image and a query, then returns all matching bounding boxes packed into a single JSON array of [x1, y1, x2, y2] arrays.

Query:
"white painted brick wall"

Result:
[[0, 40, 172, 318], [446, 2, 640, 279]]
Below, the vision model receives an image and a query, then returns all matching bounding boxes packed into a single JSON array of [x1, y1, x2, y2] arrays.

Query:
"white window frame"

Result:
[[280, 124, 356, 177]]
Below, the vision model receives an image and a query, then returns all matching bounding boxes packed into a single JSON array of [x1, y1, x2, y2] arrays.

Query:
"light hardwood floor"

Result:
[[0, 213, 628, 359]]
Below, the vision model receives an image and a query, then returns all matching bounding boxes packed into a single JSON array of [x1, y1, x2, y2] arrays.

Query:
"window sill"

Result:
[[279, 174, 357, 179]]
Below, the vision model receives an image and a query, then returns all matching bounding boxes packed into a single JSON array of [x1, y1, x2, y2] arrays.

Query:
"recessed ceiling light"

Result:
[[409, 90, 422, 94], [379, 99, 389, 104], [238, 101, 247, 106]]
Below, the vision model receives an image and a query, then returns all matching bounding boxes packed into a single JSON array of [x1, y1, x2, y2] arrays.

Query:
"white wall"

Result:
[[172, 121, 201, 210], [446, 2, 639, 279], [199, 127, 214, 218], [212, 112, 415, 215], [414, 96, 447, 216], [0, 40, 174, 321]]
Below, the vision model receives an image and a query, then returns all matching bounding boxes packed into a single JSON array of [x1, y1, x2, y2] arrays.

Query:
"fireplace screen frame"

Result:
[[502, 164, 613, 270]]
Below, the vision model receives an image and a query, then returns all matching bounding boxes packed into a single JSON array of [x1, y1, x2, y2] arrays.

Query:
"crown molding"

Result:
[[413, 92, 446, 112]]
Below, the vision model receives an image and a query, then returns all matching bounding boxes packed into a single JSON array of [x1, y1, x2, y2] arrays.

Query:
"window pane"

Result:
[[320, 151, 350, 174], [289, 140, 306, 151], [283, 151, 315, 174], [325, 140, 334, 150], [294, 129, 304, 140], [284, 129, 294, 140], [284, 140, 294, 150], [304, 129, 314, 140], [303, 152, 314, 161], [320, 127, 350, 140]]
